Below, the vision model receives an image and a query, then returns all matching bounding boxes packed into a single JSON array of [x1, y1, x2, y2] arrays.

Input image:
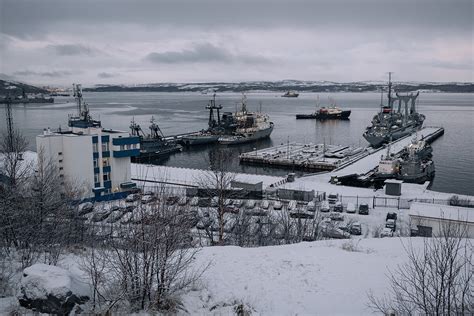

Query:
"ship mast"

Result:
[[387, 72, 392, 111]]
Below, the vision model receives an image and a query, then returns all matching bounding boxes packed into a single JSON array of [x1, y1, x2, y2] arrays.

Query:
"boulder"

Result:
[[18, 264, 89, 315]]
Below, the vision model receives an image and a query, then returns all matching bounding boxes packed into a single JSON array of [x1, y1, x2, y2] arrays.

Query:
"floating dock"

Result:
[[239, 126, 444, 175]]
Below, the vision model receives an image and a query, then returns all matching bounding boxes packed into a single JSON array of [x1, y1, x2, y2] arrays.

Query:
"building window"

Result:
[[93, 158, 98, 168], [102, 158, 109, 167], [102, 142, 109, 152], [103, 172, 110, 181], [58, 152, 62, 155], [92, 143, 98, 153], [94, 174, 99, 183]]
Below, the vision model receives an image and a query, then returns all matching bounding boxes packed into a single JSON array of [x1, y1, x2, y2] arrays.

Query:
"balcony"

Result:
[[113, 148, 140, 158]]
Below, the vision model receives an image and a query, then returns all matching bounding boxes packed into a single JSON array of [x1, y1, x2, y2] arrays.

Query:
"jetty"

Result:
[[240, 126, 444, 176]]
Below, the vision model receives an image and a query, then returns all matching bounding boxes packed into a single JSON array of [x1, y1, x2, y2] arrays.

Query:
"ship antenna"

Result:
[[387, 72, 393, 111]]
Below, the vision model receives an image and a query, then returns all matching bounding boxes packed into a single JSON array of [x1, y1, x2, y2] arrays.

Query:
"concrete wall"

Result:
[[410, 215, 474, 238]]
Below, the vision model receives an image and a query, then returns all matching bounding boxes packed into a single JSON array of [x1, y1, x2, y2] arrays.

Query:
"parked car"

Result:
[[322, 227, 350, 239], [273, 200, 282, 210], [358, 203, 369, 215], [107, 210, 126, 223], [306, 201, 316, 212], [91, 210, 111, 222], [327, 193, 339, 204], [320, 201, 330, 212], [189, 196, 199, 206], [110, 205, 121, 213], [245, 200, 256, 209], [78, 202, 94, 215], [143, 191, 154, 196], [381, 227, 394, 238], [346, 202, 356, 213], [386, 212, 398, 221], [260, 200, 270, 210], [210, 196, 219, 207], [290, 210, 314, 219], [288, 200, 297, 211], [329, 212, 344, 221], [334, 202, 344, 212], [141, 195, 156, 204], [125, 193, 140, 202], [166, 196, 179, 205], [178, 196, 188, 206], [233, 199, 244, 207], [350, 222, 362, 235], [224, 205, 240, 214], [385, 219, 397, 231]]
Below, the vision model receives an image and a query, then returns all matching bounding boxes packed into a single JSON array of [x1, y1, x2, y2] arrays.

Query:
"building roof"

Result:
[[409, 202, 474, 223]]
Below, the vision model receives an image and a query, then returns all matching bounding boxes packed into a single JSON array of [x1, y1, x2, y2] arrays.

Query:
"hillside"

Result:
[[84, 80, 474, 93], [0, 79, 48, 96]]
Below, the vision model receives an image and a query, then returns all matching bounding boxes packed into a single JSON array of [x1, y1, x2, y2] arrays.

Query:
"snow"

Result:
[[183, 238, 428, 315], [409, 202, 474, 223], [131, 164, 285, 188], [19, 264, 89, 300]]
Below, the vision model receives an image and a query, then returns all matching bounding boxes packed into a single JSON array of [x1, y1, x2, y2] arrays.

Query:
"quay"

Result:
[[239, 126, 445, 176]]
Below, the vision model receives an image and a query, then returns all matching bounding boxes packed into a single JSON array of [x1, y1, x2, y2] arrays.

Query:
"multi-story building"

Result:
[[36, 84, 140, 200]]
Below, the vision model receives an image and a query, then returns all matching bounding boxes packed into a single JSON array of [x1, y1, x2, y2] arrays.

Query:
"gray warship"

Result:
[[363, 73, 425, 148]]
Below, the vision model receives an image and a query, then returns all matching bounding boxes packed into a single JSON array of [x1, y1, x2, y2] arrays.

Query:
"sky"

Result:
[[0, 0, 472, 86]]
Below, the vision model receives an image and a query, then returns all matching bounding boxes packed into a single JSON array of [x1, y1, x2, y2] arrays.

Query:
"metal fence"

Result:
[[337, 195, 474, 210]]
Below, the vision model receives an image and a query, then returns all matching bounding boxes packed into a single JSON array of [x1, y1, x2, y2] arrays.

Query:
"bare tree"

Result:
[[368, 220, 473, 315], [196, 148, 236, 245]]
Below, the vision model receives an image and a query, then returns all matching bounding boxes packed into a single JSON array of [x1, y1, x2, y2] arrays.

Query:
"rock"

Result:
[[17, 264, 89, 315]]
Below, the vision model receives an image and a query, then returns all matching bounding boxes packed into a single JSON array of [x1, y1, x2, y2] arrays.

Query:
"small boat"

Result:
[[282, 91, 299, 98]]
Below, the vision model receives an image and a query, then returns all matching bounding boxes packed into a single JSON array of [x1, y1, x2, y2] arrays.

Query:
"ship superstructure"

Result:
[[363, 73, 425, 148]]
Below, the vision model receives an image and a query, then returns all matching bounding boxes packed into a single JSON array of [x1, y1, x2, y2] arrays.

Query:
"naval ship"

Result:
[[218, 95, 274, 145], [363, 73, 425, 148], [296, 97, 351, 120]]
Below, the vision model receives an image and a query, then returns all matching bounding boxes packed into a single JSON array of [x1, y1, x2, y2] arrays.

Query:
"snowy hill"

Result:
[[85, 80, 474, 93]]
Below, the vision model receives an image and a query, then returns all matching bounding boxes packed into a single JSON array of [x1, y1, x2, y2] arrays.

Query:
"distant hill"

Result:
[[84, 80, 474, 93], [0, 79, 49, 97]]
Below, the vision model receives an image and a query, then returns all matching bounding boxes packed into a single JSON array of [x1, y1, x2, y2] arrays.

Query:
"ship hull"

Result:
[[296, 110, 351, 120], [180, 134, 220, 146], [218, 123, 274, 145], [132, 139, 182, 162], [364, 124, 421, 148]]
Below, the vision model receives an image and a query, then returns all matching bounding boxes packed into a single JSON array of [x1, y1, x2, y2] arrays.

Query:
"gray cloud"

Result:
[[145, 43, 270, 64], [98, 72, 120, 78], [13, 70, 75, 77], [47, 44, 95, 56]]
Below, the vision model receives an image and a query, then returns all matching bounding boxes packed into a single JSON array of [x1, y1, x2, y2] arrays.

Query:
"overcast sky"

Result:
[[0, 0, 472, 86]]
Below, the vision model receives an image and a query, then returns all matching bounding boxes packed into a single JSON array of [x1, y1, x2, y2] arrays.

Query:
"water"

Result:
[[4, 92, 474, 196]]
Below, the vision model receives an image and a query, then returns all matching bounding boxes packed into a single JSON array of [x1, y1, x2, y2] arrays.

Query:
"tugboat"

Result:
[[282, 91, 299, 98], [363, 73, 425, 148], [296, 97, 351, 120], [218, 95, 274, 145], [130, 116, 182, 161], [180, 94, 223, 146]]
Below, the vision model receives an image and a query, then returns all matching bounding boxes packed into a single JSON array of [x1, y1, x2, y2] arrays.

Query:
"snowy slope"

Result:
[[183, 238, 425, 315]]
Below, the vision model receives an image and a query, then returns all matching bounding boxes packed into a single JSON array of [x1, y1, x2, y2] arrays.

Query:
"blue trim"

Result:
[[94, 167, 100, 174], [101, 135, 110, 142], [104, 180, 112, 189], [92, 136, 98, 144], [83, 191, 130, 202], [113, 149, 140, 158], [113, 136, 140, 146], [102, 151, 110, 158], [103, 165, 111, 173], [93, 152, 99, 159]]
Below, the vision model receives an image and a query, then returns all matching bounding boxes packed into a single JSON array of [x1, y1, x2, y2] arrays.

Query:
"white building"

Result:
[[408, 202, 474, 237], [36, 84, 140, 200]]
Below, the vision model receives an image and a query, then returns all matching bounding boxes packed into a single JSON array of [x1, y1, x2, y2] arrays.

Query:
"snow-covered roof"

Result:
[[409, 202, 474, 223], [131, 164, 284, 188]]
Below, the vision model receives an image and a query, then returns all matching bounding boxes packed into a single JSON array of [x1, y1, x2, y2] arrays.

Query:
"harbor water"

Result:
[[5, 92, 474, 196]]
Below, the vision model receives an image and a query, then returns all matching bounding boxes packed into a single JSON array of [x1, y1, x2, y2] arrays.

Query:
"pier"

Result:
[[239, 126, 445, 176]]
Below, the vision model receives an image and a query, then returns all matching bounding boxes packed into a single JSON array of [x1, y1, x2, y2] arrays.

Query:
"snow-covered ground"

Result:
[[0, 238, 433, 315]]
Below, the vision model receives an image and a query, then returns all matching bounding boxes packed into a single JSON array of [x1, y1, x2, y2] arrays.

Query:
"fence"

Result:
[[338, 195, 474, 210]]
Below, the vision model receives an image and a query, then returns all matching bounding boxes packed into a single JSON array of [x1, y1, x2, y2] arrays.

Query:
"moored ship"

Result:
[[130, 117, 182, 161], [282, 91, 299, 98], [296, 98, 351, 119], [363, 73, 425, 148], [218, 95, 274, 145]]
